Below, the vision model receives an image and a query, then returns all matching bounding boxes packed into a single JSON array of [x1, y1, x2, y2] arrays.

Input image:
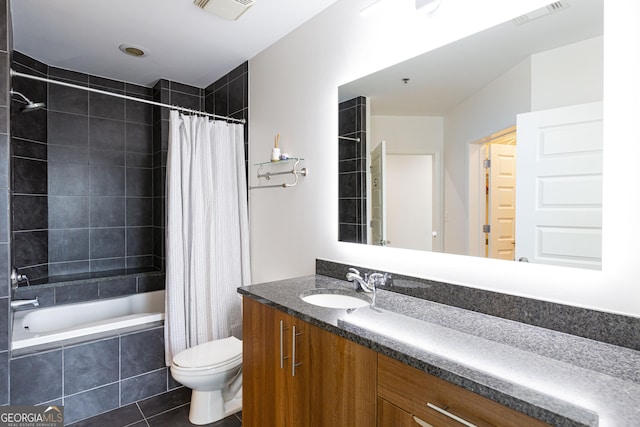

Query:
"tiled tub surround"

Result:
[[10, 51, 249, 279], [239, 275, 640, 427], [9, 322, 184, 425], [11, 51, 160, 280], [12, 289, 164, 351], [12, 270, 165, 308]]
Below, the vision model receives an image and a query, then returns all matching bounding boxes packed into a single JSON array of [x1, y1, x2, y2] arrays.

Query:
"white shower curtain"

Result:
[[164, 110, 251, 365]]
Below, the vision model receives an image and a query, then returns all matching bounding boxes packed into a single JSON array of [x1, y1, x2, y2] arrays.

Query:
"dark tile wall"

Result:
[[338, 96, 367, 243], [9, 324, 183, 425], [151, 79, 205, 271], [0, 0, 10, 406], [11, 51, 157, 280], [151, 61, 249, 270], [205, 62, 249, 177]]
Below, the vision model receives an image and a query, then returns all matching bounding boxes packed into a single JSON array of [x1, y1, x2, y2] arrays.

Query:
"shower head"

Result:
[[10, 90, 46, 112]]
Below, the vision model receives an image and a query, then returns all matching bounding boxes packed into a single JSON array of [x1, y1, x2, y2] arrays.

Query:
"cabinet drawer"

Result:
[[378, 354, 550, 427]]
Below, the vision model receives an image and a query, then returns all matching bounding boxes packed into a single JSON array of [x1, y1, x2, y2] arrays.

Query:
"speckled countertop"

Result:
[[238, 275, 640, 427]]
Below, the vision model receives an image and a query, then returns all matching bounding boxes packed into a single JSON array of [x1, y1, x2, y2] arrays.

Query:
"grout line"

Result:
[[144, 402, 190, 422]]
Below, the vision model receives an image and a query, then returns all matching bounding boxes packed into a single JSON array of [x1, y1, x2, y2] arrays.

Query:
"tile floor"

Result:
[[67, 387, 242, 427]]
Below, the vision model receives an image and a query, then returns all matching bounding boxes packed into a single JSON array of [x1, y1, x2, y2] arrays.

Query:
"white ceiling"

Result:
[[11, 0, 340, 88], [339, 0, 603, 116]]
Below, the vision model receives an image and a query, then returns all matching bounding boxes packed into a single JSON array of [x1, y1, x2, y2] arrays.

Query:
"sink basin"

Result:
[[300, 289, 371, 309]]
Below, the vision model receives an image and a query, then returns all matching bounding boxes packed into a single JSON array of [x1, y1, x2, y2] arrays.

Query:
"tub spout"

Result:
[[11, 298, 39, 309]]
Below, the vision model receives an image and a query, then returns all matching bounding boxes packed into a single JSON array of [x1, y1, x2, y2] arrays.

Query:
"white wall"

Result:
[[249, 0, 640, 317], [371, 115, 443, 155], [531, 36, 604, 111], [443, 57, 531, 254]]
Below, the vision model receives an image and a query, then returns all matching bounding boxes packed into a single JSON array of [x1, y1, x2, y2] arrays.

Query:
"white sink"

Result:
[[300, 289, 371, 309]]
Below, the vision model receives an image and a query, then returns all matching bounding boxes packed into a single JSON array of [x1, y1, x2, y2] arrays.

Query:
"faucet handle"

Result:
[[348, 268, 360, 276]]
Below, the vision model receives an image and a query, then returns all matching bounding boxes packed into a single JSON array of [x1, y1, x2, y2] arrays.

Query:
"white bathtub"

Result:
[[12, 290, 165, 350]]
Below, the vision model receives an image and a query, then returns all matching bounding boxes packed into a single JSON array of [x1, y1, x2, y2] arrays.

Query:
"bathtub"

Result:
[[12, 290, 165, 350]]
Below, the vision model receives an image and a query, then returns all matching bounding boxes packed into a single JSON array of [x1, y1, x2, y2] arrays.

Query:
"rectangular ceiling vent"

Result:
[[194, 0, 255, 21], [512, 0, 570, 26]]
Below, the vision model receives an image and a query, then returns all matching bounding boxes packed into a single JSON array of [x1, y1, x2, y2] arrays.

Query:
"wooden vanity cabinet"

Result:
[[243, 297, 309, 426], [378, 354, 551, 427], [242, 297, 376, 427]]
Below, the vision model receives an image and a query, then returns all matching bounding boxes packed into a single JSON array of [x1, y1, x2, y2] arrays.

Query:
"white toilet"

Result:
[[170, 336, 243, 425]]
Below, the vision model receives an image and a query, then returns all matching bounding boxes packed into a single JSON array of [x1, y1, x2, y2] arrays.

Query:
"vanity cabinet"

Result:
[[242, 297, 376, 427], [243, 297, 310, 426], [378, 354, 551, 427]]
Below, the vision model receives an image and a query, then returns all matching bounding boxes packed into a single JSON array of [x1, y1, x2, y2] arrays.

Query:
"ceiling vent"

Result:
[[512, 0, 570, 26], [194, 0, 254, 21]]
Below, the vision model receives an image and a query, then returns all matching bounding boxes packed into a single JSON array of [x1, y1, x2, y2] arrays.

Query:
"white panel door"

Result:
[[488, 144, 516, 261], [516, 102, 603, 269], [386, 155, 433, 251], [370, 141, 387, 246]]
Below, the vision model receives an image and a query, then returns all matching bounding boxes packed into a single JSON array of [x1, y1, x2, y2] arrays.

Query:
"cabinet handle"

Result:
[[412, 416, 435, 427], [279, 320, 289, 369], [291, 325, 302, 377], [427, 403, 478, 427]]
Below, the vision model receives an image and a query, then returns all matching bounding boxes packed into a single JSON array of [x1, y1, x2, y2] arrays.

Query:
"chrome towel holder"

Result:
[[250, 158, 308, 189]]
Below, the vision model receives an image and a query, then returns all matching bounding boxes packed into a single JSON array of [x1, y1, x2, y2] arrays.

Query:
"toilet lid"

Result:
[[173, 336, 242, 369]]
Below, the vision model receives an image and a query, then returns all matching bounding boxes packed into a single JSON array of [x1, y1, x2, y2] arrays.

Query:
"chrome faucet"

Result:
[[11, 297, 39, 309], [346, 268, 389, 306], [346, 268, 375, 292]]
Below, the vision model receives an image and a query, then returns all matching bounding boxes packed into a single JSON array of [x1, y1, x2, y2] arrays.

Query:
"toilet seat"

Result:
[[173, 336, 242, 370]]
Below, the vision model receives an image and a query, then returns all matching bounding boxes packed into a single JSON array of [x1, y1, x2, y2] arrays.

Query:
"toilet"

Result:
[[170, 336, 243, 425]]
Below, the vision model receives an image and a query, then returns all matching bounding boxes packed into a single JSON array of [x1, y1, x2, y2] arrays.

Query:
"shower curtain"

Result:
[[164, 110, 250, 365]]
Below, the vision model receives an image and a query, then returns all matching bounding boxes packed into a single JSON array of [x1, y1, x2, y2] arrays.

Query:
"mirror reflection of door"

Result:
[[486, 140, 516, 260], [387, 154, 433, 251], [370, 140, 387, 246], [516, 102, 603, 269]]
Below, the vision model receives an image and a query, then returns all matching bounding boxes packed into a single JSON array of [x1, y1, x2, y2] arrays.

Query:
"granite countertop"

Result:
[[238, 275, 640, 427]]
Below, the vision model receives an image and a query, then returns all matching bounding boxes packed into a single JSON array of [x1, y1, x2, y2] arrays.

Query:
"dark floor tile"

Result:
[[137, 387, 191, 419], [146, 403, 241, 427], [66, 403, 144, 427]]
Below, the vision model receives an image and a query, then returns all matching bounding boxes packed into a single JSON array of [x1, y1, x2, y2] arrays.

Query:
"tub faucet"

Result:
[[11, 297, 39, 309]]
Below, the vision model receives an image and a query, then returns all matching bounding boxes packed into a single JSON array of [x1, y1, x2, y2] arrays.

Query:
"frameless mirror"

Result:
[[338, 0, 603, 270]]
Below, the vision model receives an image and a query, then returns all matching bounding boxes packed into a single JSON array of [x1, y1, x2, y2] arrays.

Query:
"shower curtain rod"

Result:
[[10, 69, 246, 124]]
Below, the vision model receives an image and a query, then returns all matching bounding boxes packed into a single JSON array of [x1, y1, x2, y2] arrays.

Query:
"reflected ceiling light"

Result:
[[416, 0, 442, 14]]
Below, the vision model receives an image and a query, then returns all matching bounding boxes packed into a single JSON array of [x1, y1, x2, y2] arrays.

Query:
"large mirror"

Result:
[[338, 0, 603, 270]]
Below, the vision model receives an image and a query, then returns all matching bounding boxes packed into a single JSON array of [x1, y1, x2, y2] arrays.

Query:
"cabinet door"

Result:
[[243, 297, 294, 427], [243, 298, 313, 427], [378, 398, 433, 427], [307, 323, 377, 427], [242, 297, 278, 427]]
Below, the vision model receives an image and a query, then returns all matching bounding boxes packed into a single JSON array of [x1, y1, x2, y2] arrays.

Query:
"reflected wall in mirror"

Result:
[[338, 0, 603, 270]]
